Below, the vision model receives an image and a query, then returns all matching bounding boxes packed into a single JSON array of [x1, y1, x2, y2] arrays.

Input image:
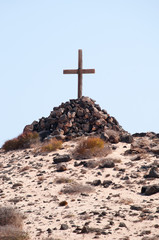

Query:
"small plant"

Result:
[[2, 132, 39, 151], [61, 183, 94, 195], [0, 207, 23, 229], [119, 198, 134, 205], [0, 207, 29, 240], [41, 139, 62, 152], [19, 166, 30, 173], [37, 176, 45, 182], [55, 177, 73, 184], [73, 137, 111, 159], [0, 225, 29, 240]]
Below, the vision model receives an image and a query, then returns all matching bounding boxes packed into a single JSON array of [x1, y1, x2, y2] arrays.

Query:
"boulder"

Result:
[[99, 158, 115, 168], [144, 167, 159, 178], [53, 154, 72, 164], [141, 185, 159, 196], [120, 133, 133, 143]]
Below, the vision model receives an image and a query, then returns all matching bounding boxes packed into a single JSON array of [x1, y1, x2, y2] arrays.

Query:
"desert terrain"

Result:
[[0, 133, 159, 240]]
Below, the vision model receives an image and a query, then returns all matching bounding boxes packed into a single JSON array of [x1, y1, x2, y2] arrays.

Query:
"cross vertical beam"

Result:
[[78, 49, 82, 98], [63, 49, 95, 98]]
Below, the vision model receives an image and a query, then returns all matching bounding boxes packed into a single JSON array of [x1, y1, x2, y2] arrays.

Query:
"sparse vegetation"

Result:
[[19, 166, 30, 173], [61, 183, 94, 195], [119, 198, 134, 205], [0, 207, 23, 229], [2, 132, 39, 151], [41, 139, 62, 152], [55, 177, 73, 184], [37, 176, 45, 182], [0, 226, 29, 240], [42, 238, 60, 240], [0, 207, 29, 240], [72, 137, 111, 159]]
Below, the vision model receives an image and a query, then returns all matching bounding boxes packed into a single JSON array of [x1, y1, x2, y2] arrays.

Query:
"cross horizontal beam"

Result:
[[63, 69, 95, 74]]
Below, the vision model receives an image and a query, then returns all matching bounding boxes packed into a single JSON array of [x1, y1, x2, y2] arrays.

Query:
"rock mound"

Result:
[[24, 97, 131, 142]]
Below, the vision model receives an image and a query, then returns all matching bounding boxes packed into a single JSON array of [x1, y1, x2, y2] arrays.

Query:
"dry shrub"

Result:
[[42, 238, 56, 240], [0, 225, 29, 240], [73, 137, 111, 159], [119, 198, 134, 205], [55, 177, 73, 184], [61, 183, 94, 195], [102, 157, 121, 164], [41, 139, 62, 152], [82, 159, 99, 168], [37, 176, 45, 182], [0, 207, 23, 229], [19, 166, 30, 173], [2, 132, 39, 151]]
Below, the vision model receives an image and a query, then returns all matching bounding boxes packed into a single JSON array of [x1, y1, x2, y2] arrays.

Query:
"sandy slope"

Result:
[[0, 138, 159, 240]]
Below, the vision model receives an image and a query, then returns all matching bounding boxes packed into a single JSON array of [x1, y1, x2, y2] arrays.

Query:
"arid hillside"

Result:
[[0, 132, 159, 240]]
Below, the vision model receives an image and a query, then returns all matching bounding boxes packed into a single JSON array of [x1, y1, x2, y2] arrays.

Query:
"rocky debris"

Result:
[[151, 146, 159, 155], [124, 135, 159, 155], [120, 133, 133, 143], [105, 130, 120, 143], [141, 185, 159, 196], [131, 155, 141, 161], [56, 163, 67, 172], [53, 154, 72, 164], [12, 182, 23, 189], [60, 224, 69, 230], [78, 225, 104, 234], [119, 222, 128, 228], [59, 200, 68, 206], [74, 158, 115, 169], [102, 180, 112, 188], [91, 179, 101, 186], [24, 97, 131, 142], [133, 132, 159, 139], [130, 205, 143, 211], [144, 167, 159, 178], [80, 160, 99, 168], [99, 158, 115, 168]]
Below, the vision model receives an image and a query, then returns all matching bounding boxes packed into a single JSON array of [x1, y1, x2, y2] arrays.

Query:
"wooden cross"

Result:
[[63, 49, 95, 98]]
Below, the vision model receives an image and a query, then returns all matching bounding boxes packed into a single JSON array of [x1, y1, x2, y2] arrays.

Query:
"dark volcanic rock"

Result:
[[144, 167, 159, 178], [151, 147, 159, 155], [24, 97, 129, 141], [130, 205, 143, 211], [141, 185, 159, 196], [53, 154, 72, 164], [56, 163, 67, 172], [92, 179, 101, 186], [99, 158, 115, 168], [120, 133, 133, 143], [60, 224, 68, 230], [102, 180, 112, 188]]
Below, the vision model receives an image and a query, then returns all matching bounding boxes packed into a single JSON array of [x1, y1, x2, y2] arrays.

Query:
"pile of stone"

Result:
[[24, 97, 132, 143]]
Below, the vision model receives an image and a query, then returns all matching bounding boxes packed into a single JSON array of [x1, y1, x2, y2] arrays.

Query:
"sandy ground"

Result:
[[0, 138, 159, 240]]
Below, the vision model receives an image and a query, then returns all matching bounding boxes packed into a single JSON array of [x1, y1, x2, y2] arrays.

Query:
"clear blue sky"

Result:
[[0, 0, 159, 147]]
